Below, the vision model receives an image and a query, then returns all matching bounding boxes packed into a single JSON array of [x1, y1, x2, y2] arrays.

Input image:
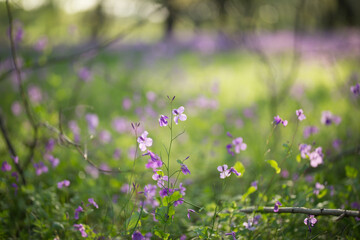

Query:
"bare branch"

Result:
[[238, 207, 360, 218]]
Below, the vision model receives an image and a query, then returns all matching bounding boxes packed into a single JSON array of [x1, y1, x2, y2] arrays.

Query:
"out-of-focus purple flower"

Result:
[[1, 161, 12, 172], [113, 148, 121, 160], [13, 156, 19, 164], [122, 98, 132, 110], [137, 131, 152, 152], [74, 206, 84, 220], [121, 184, 131, 193], [57, 180, 70, 189], [178, 183, 186, 195], [332, 139, 341, 150], [244, 214, 261, 230], [85, 113, 99, 135], [146, 91, 157, 102], [299, 144, 311, 158], [313, 182, 325, 195], [187, 209, 195, 219], [350, 83, 360, 96], [303, 126, 319, 139], [88, 198, 99, 208], [274, 115, 288, 126], [45, 139, 56, 153], [85, 165, 99, 179], [46, 154, 60, 168], [145, 232, 153, 240], [69, 120, 81, 143], [34, 36, 48, 51], [159, 115, 169, 127], [152, 173, 168, 188], [225, 231, 237, 240], [34, 162, 48, 175], [174, 198, 184, 207], [112, 117, 129, 133], [309, 147, 323, 168], [281, 169, 289, 178], [226, 132, 233, 138], [274, 201, 282, 212], [159, 188, 173, 198], [78, 67, 92, 82], [99, 130, 112, 144], [217, 165, 230, 179], [28, 85, 42, 103], [11, 183, 18, 195], [232, 137, 247, 153], [305, 175, 314, 183], [304, 215, 317, 232], [11, 172, 19, 182], [74, 224, 87, 237], [144, 184, 157, 199], [172, 106, 187, 124], [179, 235, 187, 240], [181, 164, 191, 175], [321, 111, 341, 126], [329, 185, 335, 196], [296, 109, 306, 121], [132, 231, 144, 240], [11, 101, 22, 116], [251, 181, 258, 190], [128, 147, 137, 159]]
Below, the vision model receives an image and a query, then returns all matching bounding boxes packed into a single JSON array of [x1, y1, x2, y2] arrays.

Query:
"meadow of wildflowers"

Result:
[[1, 2, 360, 240]]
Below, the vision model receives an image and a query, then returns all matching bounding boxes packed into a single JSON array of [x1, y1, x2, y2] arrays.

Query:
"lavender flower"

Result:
[[137, 131, 153, 152], [296, 109, 306, 121], [57, 180, 70, 189], [274, 201, 282, 212], [174, 198, 184, 207], [172, 106, 187, 124], [122, 98, 132, 110], [159, 115, 169, 127], [181, 164, 191, 175], [350, 83, 360, 96], [217, 165, 230, 179], [99, 130, 112, 144], [74, 206, 84, 220], [313, 182, 325, 195], [226, 144, 235, 156], [77, 67, 92, 82], [85, 114, 99, 135], [321, 111, 341, 126], [74, 224, 87, 237], [178, 183, 186, 195], [88, 198, 99, 208], [187, 209, 195, 219], [232, 137, 247, 153], [1, 161, 11, 172], [144, 184, 157, 198], [251, 181, 258, 190], [274, 115, 288, 126], [11, 101, 22, 116], [159, 188, 173, 198], [132, 231, 144, 240], [225, 231, 237, 240], [309, 147, 323, 168], [33, 162, 48, 175], [303, 126, 319, 139], [304, 215, 317, 232]]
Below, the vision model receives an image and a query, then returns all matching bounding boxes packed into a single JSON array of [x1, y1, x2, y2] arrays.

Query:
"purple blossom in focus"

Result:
[[174, 198, 184, 207], [88, 198, 99, 208], [274, 201, 282, 212], [274, 115, 288, 126], [172, 106, 187, 124], [217, 165, 230, 179], [303, 126, 319, 139], [137, 131, 153, 151], [74, 224, 87, 237], [85, 114, 99, 135], [321, 111, 341, 126], [304, 215, 317, 232], [296, 109, 306, 121], [57, 180, 70, 189], [1, 161, 12, 172], [181, 164, 191, 175], [74, 206, 84, 220], [159, 115, 169, 127], [159, 188, 173, 198]]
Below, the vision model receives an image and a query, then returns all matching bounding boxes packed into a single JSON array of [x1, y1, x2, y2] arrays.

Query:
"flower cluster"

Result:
[[321, 111, 341, 126], [304, 215, 317, 232], [243, 214, 261, 231], [57, 180, 70, 189], [299, 144, 324, 168], [296, 109, 306, 121], [273, 115, 288, 126], [73, 224, 87, 238], [217, 164, 240, 179]]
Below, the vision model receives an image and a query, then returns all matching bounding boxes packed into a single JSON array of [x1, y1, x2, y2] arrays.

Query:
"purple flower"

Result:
[[46, 155, 60, 168], [313, 182, 325, 195], [217, 165, 230, 179], [350, 83, 360, 96], [137, 131, 153, 152], [251, 181, 258, 190], [181, 164, 191, 175], [296, 109, 306, 121], [74, 206, 84, 220], [122, 98, 132, 110], [74, 224, 87, 237], [274, 201, 282, 212], [274, 115, 288, 126], [57, 180, 70, 189], [229, 167, 241, 176], [159, 115, 169, 127], [112, 117, 129, 133], [309, 147, 323, 168], [159, 188, 173, 198], [85, 114, 99, 135], [174, 198, 184, 207], [243, 215, 261, 231], [232, 137, 247, 153], [226, 144, 235, 156], [304, 215, 317, 232], [78, 67, 92, 82], [69, 120, 81, 143], [33, 162, 48, 176], [11, 101, 22, 116], [12, 183, 18, 195], [179, 235, 187, 240], [303, 126, 319, 139], [88, 198, 99, 208], [28, 85, 42, 103], [321, 111, 341, 126], [113, 148, 121, 159], [187, 209, 195, 219], [144, 151, 163, 170], [145, 232, 153, 240], [172, 106, 187, 124], [332, 139, 341, 150], [178, 183, 186, 195], [132, 231, 144, 240], [99, 130, 112, 144], [1, 161, 12, 172], [299, 144, 312, 159], [144, 184, 157, 198], [225, 231, 237, 240], [34, 36, 48, 51]]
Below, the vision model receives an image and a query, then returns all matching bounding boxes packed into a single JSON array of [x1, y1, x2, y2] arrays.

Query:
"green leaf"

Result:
[[177, 159, 182, 164], [345, 165, 358, 179], [126, 212, 141, 230], [233, 161, 245, 177], [155, 206, 175, 224], [242, 186, 257, 201], [317, 189, 327, 199], [267, 160, 281, 174], [163, 191, 182, 206]]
